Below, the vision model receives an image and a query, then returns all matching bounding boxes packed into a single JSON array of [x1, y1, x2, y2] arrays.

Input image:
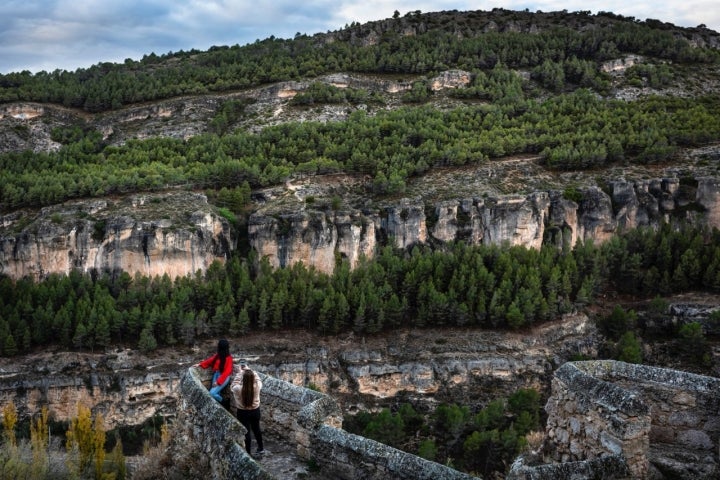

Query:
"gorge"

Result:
[[1, 7, 720, 479]]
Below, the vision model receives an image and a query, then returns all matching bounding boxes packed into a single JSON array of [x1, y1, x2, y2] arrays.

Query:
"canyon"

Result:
[[0, 18, 719, 476]]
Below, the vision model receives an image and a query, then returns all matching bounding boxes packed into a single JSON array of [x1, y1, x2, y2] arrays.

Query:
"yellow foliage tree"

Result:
[[66, 403, 113, 480], [30, 406, 50, 478], [1, 401, 17, 448], [92, 412, 106, 480], [110, 435, 126, 480]]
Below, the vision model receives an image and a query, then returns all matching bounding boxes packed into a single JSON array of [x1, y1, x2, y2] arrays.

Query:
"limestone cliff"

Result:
[[0, 313, 597, 428], [249, 177, 720, 274], [0, 349, 182, 429], [0, 192, 233, 281], [2, 176, 718, 281]]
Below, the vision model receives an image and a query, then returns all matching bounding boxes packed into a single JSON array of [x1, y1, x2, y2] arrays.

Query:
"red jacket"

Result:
[[199, 354, 234, 386]]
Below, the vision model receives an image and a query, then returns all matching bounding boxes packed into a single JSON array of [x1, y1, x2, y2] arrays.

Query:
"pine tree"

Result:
[[138, 324, 157, 352], [506, 302, 525, 329], [95, 316, 111, 350]]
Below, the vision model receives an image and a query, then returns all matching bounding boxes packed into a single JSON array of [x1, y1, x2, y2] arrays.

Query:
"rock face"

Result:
[[429, 70, 472, 90], [0, 314, 598, 429], [1, 177, 718, 281], [0, 349, 182, 429], [249, 177, 720, 274], [253, 313, 598, 409], [601, 55, 644, 73], [0, 192, 233, 281]]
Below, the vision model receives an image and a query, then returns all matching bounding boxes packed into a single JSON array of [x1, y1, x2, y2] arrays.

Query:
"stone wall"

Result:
[[179, 367, 272, 480], [508, 360, 720, 480], [508, 453, 629, 480], [311, 425, 477, 480], [543, 361, 651, 478], [183, 366, 478, 480]]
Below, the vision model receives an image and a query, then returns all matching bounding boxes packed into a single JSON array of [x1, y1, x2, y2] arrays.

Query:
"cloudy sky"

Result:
[[1, 0, 718, 74]]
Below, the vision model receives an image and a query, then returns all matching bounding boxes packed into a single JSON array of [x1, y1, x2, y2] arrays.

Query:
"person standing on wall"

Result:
[[232, 360, 265, 456], [196, 338, 234, 403]]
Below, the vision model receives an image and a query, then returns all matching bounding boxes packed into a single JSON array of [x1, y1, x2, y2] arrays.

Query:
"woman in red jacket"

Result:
[[196, 338, 233, 402]]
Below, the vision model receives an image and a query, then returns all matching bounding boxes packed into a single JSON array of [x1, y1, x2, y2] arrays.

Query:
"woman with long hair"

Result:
[[232, 362, 264, 456], [196, 338, 233, 402]]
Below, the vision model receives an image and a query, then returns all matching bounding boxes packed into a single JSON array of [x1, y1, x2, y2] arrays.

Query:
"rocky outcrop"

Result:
[[642, 300, 720, 336], [697, 177, 720, 229], [601, 55, 644, 73], [2, 176, 718, 281], [429, 70, 472, 90], [249, 177, 720, 274], [0, 104, 45, 120], [0, 192, 233, 281], [0, 313, 598, 433], [256, 313, 598, 408], [0, 349, 182, 429]]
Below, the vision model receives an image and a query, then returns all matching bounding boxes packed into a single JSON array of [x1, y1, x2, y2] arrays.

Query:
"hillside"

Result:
[[0, 6, 719, 342], [0, 5, 718, 328], [0, 8, 719, 480]]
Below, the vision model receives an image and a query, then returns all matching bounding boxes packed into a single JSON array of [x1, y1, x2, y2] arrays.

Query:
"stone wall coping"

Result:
[[574, 360, 720, 394], [554, 362, 649, 416], [253, 371, 342, 429], [255, 372, 326, 407], [507, 452, 629, 480], [314, 424, 479, 480]]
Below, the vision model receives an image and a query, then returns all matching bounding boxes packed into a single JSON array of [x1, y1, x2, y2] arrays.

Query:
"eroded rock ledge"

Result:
[[0, 314, 596, 429], [0, 191, 232, 281], [249, 177, 720, 274], [1, 176, 718, 281]]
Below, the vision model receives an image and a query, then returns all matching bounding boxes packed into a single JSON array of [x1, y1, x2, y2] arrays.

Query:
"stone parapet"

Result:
[[180, 368, 272, 480], [544, 362, 650, 477], [185, 365, 478, 479], [507, 453, 629, 480], [511, 360, 720, 480], [311, 425, 478, 480]]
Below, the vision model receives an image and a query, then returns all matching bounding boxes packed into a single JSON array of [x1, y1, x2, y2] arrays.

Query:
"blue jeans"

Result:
[[209, 371, 230, 402]]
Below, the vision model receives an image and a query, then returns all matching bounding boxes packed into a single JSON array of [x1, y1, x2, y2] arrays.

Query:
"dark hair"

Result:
[[241, 369, 255, 408], [217, 339, 229, 372]]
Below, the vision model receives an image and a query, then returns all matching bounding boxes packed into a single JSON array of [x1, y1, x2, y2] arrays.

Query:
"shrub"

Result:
[[598, 305, 637, 340], [411, 438, 435, 461], [678, 321, 708, 364], [616, 331, 643, 364], [562, 186, 583, 203]]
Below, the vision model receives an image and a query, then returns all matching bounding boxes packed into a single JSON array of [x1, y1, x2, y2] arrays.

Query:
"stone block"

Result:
[[677, 429, 714, 450], [570, 439, 584, 456], [568, 417, 581, 434], [584, 424, 599, 441], [650, 425, 676, 443], [600, 431, 623, 455], [703, 416, 720, 432], [669, 410, 700, 427], [672, 391, 696, 407]]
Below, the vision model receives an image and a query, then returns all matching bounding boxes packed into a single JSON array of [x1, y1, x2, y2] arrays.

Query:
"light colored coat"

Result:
[[231, 369, 262, 410]]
